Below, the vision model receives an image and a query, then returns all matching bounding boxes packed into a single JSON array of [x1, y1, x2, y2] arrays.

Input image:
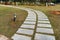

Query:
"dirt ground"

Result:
[[0, 35, 9, 40]]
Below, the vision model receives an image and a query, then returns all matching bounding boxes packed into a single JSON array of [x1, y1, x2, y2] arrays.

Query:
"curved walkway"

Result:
[[0, 5, 55, 40]]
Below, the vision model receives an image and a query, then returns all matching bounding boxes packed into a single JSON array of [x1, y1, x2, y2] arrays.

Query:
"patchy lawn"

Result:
[[20, 5, 60, 40], [0, 6, 28, 39]]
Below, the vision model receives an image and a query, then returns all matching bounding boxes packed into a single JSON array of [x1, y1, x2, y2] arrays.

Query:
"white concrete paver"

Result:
[[38, 18, 49, 21], [27, 18, 36, 20], [38, 16, 48, 18], [21, 24, 35, 29], [24, 21, 36, 24], [34, 10, 47, 17], [38, 21, 50, 23], [26, 19, 36, 21], [25, 18, 36, 21], [36, 28, 54, 34], [12, 34, 31, 40], [38, 16, 48, 19], [16, 28, 34, 35], [34, 33, 55, 40], [38, 23, 51, 27], [27, 17, 36, 19]]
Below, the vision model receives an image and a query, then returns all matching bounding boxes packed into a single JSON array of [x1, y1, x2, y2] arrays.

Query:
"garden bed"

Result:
[[51, 11, 60, 15]]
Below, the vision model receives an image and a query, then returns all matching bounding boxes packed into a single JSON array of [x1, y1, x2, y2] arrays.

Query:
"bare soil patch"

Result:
[[51, 11, 60, 15], [0, 35, 9, 40]]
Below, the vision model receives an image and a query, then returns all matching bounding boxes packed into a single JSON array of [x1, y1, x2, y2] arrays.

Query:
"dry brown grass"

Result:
[[0, 6, 28, 39]]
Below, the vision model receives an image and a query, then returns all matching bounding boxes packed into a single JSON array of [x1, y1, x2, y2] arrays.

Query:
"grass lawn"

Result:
[[19, 5, 60, 40], [0, 6, 28, 39]]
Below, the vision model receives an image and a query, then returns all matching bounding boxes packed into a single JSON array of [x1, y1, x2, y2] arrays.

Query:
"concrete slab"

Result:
[[38, 16, 48, 18], [36, 28, 54, 34], [27, 17, 36, 19], [38, 17, 48, 19], [16, 28, 34, 35], [34, 10, 47, 17], [21, 24, 35, 29], [27, 14, 36, 17], [26, 18, 36, 20], [38, 21, 50, 24], [26, 18, 36, 21], [25, 20, 36, 22], [28, 15, 35, 17], [24, 21, 36, 24], [11, 34, 31, 40], [34, 33, 55, 40], [25, 19, 36, 21], [38, 18, 49, 21], [37, 24, 51, 27]]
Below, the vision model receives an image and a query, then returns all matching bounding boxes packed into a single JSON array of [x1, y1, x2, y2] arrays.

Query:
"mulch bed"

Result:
[[50, 11, 60, 15]]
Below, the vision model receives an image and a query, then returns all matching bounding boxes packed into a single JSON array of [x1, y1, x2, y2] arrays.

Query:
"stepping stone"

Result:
[[38, 21, 50, 24], [16, 28, 34, 35], [27, 15, 35, 17], [27, 17, 36, 19], [27, 15, 34, 17], [26, 18, 36, 20], [35, 11, 46, 15], [34, 33, 55, 40], [25, 19, 36, 22], [25, 20, 36, 22], [38, 15, 48, 18], [38, 14, 47, 17], [21, 24, 35, 29], [38, 24, 51, 27], [27, 14, 35, 16], [36, 28, 54, 34], [24, 21, 36, 25], [38, 16, 47, 18], [28, 11, 34, 14], [38, 17, 48, 19], [34, 10, 47, 17], [38, 18, 49, 21], [11, 34, 31, 40], [25, 19, 36, 21], [38, 19, 49, 21]]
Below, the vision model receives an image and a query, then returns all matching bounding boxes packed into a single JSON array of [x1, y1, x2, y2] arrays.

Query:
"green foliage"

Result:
[[52, 0, 56, 3]]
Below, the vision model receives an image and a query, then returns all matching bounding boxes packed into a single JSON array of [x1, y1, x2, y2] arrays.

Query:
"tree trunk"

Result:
[[14, 2, 16, 5], [5, 2, 8, 5]]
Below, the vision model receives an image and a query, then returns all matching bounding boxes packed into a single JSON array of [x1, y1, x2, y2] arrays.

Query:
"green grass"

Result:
[[0, 6, 28, 39], [19, 5, 60, 40]]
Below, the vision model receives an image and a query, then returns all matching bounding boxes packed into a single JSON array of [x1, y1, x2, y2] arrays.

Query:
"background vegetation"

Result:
[[0, 0, 60, 5]]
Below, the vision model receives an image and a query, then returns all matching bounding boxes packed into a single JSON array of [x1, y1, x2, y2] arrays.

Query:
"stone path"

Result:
[[33, 10, 55, 40], [11, 9, 55, 40], [11, 9, 36, 40], [0, 5, 55, 40]]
